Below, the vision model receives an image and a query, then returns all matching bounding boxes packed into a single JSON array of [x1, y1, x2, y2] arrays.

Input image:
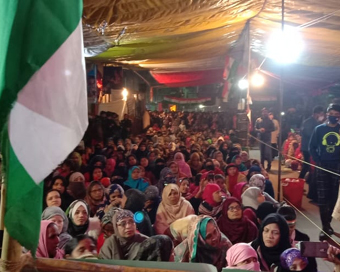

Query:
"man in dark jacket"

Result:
[[255, 108, 275, 171], [309, 103, 340, 240]]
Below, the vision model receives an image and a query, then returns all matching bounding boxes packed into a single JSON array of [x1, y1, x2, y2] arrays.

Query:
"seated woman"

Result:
[[241, 187, 266, 211], [88, 166, 108, 188], [217, 197, 258, 245], [174, 152, 192, 178], [232, 182, 249, 202], [249, 174, 278, 205], [44, 189, 62, 210], [123, 166, 149, 192], [198, 183, 224, 220], [36, 220, 64, 259], [231, 155, 247, 173], [135, 235, 174, 261], [99, 209, 148, 260], [154, 184, 195, 235], [106, 184, 124, 208], [174, 216, 232, 272], [156, 167, 176, 195], [200, 159, 224, 176], [178, 177, 202, 214], [225, 164, 247, 195], [140, 157, 156, 185], [67, 172, 86, 200], [50, 176, 74, 211], [225, 243, 261, 271], [66, 200, 101, 239], [41, 206, 72, 249], [65, 234, 98, 259], [213, 151, 228, 173], [240, 151, 252, 169], [168, 161, 187, 182], [247, 165, 274, 198], [280, 248, 309, 272], [85, 181, 105, 217], [187, 152, 202, 177], [250, 214, 291, 271], [144, 186, 161, 225]]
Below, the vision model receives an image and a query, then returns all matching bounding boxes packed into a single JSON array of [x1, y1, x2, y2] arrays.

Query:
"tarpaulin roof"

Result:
[[83, 0, 340, 89]]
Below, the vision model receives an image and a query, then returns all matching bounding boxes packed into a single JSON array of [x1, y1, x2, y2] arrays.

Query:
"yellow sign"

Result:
[[169, 105, 177, 111]]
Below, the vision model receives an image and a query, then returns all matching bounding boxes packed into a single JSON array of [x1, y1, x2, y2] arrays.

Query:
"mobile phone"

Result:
[[300, 242, 329, 258]]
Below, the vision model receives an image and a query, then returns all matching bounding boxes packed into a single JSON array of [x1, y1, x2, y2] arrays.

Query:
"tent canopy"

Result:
[[83, 0, 340, 89]]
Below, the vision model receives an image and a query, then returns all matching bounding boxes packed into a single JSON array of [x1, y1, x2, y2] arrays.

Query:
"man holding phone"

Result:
[[309, 103, 340, 241]]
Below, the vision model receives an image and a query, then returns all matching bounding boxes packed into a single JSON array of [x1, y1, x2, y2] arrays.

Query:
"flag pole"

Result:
[[1, 177, 22, 270]]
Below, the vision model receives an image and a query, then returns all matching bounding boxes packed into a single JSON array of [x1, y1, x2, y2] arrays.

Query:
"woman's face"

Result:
[[222, 144, 228, 150], [289, 258, 307, 271], [73, 205, 88, 226], [50, 215, 64, 233], [52, 179, 65, 194], [175, 154, 182, 162], [205, 221, 221, 247], [102, 222, 114, 239], [93, 168, 103, 180], [117, 217, 136, 238], [179, 180, 189, 194], [109, 190, 121, 203], [168, 189, 180, 205], [129, 156, 137, 166], [235, 158, 241, 165], [46, 191, 61, 207], [212, 190, 223, 203], [71, 153, 80, 165], [215, 153, 223, 162], [149, 153, 156, 162], [240, 153, 248, 162], [46, 223, 60, 258], [170, 163, 178, 174], [262, 223, 280, 248], [227, 202, 242, 220], [68, 238, 97, 259], [131, 168, 140, 180], [90, 184, 104, 201], [140, 158, 148, 167], [227, 167, 237, 176]]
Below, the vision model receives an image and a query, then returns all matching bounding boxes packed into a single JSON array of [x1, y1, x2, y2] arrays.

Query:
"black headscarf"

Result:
[[50, 176, 74, 211], [135, 235, 173, 261], [154, 158, 165, 180], [66, 200, 90, 237], [251, 213, 291, 269]]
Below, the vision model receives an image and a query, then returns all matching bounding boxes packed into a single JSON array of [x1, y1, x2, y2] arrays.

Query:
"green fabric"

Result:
[[0, 0, 82, 254], [190, 217, 211, 262]]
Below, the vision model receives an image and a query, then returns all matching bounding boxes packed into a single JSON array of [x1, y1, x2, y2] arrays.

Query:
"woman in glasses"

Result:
[[217, 197, 258, 245]]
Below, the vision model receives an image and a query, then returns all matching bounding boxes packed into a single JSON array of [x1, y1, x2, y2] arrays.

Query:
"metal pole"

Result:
[[277, 0, 285, 201]]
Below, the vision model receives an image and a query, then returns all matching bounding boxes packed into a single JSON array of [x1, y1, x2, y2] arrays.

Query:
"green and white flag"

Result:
[[0, 0, 87, 253]]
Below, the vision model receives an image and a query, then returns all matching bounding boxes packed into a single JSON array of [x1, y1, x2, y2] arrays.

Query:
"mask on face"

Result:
[[328, 115, 339, 124], [237, 261, 261, 271]]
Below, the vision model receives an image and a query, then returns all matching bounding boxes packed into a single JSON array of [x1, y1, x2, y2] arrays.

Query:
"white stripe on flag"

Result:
[[8, 21, 87, 184]]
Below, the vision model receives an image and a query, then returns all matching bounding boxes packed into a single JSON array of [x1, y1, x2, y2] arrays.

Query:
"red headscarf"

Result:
[[226, 163, 239, 194], [233, 182, 248, 201], [202, 183, 221, 207]]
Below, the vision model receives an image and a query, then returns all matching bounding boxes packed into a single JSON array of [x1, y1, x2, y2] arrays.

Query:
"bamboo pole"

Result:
[[0, 177, 6, 230]]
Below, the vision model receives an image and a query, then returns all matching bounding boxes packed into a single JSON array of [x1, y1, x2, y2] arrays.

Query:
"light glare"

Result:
[[251, 72, 265, 87], [238, 79, 249, 90]]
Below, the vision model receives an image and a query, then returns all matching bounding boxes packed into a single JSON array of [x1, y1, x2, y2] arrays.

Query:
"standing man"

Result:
[[299, 106, 324, 202], [269, 112, 280, 159], [255, 108, 275, 171], [309, 103, 340, 240]]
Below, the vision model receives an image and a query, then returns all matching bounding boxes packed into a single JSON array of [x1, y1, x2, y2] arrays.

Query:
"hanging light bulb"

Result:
[[251, 72, 265, 87]]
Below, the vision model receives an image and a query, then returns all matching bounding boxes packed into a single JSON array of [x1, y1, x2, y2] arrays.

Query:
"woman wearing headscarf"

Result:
[[251, 214, 291, 271], [233, 182, 249, 202], [187, 152, 203, 177], [174, 152, 192, 178], [240, 151, 252, 169], [154, 184, 195, 235], [66, 200, 101, 239], [156, 167, 176, 195], [85, 181, 106, 217], [219, 142, 229, 162], [168, 161, 187, 182], [154, 158, 166, 180], [241, 186, 266, 211], [67, 172, 87, 200], [178, 177, 202, 214], [41, 206, 72, 249], [227, 147, 240, 164], [247, 165, 275, 198], [280, 248, 310, 272], [249, 174, 278, 205], [36, 220, 64, 259], [144, 186, 161, 225], [225, 243, 261, 271], [99, 209, 148, 260], [50, 176, 74, 211], [135, 235, 174, 261], [200, 159, 224, 176], [106, 184, 124, 208], [174, 216, 232, 272], [198, 183, 224, 220], [217, 197, 258, 245], [140, 157, 156, 185], [225, 164, 247, 195], [123, 166, 149, 192], [126, 154, 138, 169], [231, 155, 248, 173]]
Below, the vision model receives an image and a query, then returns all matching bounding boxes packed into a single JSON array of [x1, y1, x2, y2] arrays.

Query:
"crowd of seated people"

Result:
[[36, 111, 340, 271]]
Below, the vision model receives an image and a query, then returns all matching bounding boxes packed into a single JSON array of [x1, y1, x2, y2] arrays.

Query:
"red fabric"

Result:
[[202, 183, 221, 207], [151, 69, 224, 87], [97, 232, 105, 252]]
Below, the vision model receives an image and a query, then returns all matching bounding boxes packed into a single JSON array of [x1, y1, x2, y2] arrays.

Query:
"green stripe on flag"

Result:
[[0, 0, 82, 127], [0, 0, 83, 254]]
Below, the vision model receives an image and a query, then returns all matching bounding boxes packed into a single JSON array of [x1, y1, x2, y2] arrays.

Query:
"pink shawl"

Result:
[[174, 152, 192, 178], [37, 220, 64, 259], [154, 184, 195, 234]]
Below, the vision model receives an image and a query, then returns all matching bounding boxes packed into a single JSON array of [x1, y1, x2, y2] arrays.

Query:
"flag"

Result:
[[0, 0, 87, 253]]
